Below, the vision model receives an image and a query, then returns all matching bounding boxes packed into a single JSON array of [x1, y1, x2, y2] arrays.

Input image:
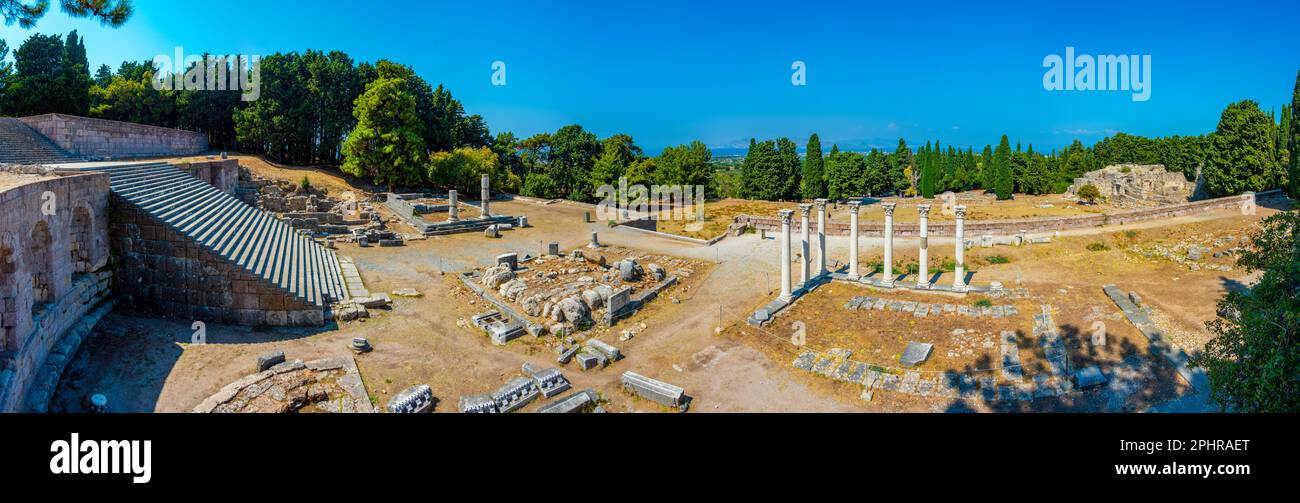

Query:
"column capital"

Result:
[[814, 199, 829, 211], [778, 209, 795, 224], [797, 203, 812, 218], [847, 201, 861, 214], [881, 202, 896, 217], [954, 205, 967, 219], [916, 204, 931, 218]]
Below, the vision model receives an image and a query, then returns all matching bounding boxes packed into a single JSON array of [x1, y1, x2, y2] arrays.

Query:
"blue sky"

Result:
[[3, 0, 1298, 154]]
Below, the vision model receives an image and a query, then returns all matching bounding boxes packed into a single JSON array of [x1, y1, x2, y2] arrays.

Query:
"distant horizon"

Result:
[[2, 0, 1297, 153]]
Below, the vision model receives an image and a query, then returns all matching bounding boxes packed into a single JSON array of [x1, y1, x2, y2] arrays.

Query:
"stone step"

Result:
[[65, 162, 348, 307]]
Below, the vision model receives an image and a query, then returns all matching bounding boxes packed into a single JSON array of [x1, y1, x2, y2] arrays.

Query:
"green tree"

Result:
[[1191, 212, 1300, 412], [340, 76, 426, 190], [656, 140, 713, 190], [1203, 100, 1279, 197], [2, 31, 90, 116], [587, 133, 639, 197], [825, 150, 867, 200], [1, 0, 132, 28], [429, 146, 520, 195], [800, 133, 825, 199], [776, 137, 801, 200], [992, 135, 1014, 200], [1290, 70, 1300, 199], [739, 139, 783, 200], [0, 39, 12, 99]]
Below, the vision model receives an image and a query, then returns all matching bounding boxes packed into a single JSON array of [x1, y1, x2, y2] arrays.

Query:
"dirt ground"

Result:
[[50, 157, 1291, 413]]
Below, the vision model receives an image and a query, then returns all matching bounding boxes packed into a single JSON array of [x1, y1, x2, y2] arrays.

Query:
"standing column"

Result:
[[798, 204, 812, 287], [953, 205, 968, 292], [448, 190, 459, 221], [917, 204, 931, 289], [880, 203, 896, 287], [480, 174, 491, 218], [778, 210, 794, 302], [848, 202, 861, 279], [815, 199, 828, 277]]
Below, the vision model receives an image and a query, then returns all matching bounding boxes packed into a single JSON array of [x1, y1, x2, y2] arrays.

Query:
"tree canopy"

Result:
[[1, 0, 132, 28]]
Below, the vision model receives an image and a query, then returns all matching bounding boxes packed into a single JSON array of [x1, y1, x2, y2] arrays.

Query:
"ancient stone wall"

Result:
[[736, 192, 1259, 238], [0, 169, 111, 412], [1065, 164, 1198, 207], [108, 195, 325, 327], [20, 113, 208, 160], [178, 159, 239, 195]]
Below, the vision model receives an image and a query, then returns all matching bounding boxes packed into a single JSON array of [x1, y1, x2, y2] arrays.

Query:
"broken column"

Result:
[[480, 174, 491, 217], [881, 202, 896, 287], [953, 205, 968, 292], [815, 199, 828, 277], [798, 204, 812, 287], [848, 201, 861, 279], [778, 209, 794, 302], [448, 189, 459, 221], [917, 204, 931, 289], [589, 231, 601, 248]]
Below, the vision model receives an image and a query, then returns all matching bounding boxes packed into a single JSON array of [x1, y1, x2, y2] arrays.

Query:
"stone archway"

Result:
[[70, 206, 93, 273], [27, 221, 53, 310]]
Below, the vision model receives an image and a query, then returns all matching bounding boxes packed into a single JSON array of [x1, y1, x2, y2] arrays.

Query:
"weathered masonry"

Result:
[[0, 167, 113, 412], [70, 162, 350, 326]]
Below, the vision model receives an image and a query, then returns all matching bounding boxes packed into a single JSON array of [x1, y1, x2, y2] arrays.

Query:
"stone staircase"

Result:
[[70, 162, 349, 308], [0, 118, 81, 164]]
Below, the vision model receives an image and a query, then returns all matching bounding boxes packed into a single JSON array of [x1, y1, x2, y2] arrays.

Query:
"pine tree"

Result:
[[1204, 100, 1278, 197], [801, 133, 825, 200]]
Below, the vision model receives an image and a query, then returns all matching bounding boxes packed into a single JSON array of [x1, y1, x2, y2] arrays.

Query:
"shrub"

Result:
[[985, 255, 1010, 264], [974, 299, 993, 308], [1077, 184, 1102, 204], [1087, 242, 1110, 252]]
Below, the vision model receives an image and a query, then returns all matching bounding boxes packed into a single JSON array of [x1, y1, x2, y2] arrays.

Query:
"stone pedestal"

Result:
[[881, 203, 896, 287], [798, 204, 811, 287], [815, 199, 828, 277], [917, 204, 930, 288], [448, 190, 459, 221], [778, 210, 794, 302], [480, 174, 491, 217], [848, 202, 861, 279], [953, 206, 968, 292]]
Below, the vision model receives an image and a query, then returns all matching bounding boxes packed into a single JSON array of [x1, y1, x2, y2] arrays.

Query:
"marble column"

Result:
[[881, 202, 896, 287], [953, 205, 968, 292], [778, 209, 794, 302], [917, 204, 931, 289], [480, 174, 491, 217], [448, 190, 459, 221], [848, 201, 861, 279], [798, 204, 812, 287], [815, 199, 828, 277]]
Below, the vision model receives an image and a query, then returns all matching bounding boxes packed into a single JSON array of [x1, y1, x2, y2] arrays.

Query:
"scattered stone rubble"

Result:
[[843, 296, 1021, 319], [193, 356, 373, 413]]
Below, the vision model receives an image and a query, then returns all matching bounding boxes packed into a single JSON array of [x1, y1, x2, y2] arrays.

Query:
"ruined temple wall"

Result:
[[108, 196, 325, 327], [0, 171, 111, 412], [20, 113, 208, 160]]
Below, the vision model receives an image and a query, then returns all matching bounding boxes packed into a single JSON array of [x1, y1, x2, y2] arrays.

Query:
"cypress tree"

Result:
[[1290, 70, 1300, 199], [993, 135, 1014, 200], [801, 133, 825, 200]]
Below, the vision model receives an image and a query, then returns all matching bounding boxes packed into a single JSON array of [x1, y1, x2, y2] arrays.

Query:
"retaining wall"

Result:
[[20, 114, 208, 160]]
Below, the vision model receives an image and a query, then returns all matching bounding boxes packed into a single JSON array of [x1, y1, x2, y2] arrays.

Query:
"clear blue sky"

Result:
[[3, 0, 1297, 154]]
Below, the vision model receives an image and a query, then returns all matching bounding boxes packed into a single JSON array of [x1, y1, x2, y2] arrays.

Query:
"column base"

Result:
[[778, 294, 794, 303], [879, 279, 895, 288]]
